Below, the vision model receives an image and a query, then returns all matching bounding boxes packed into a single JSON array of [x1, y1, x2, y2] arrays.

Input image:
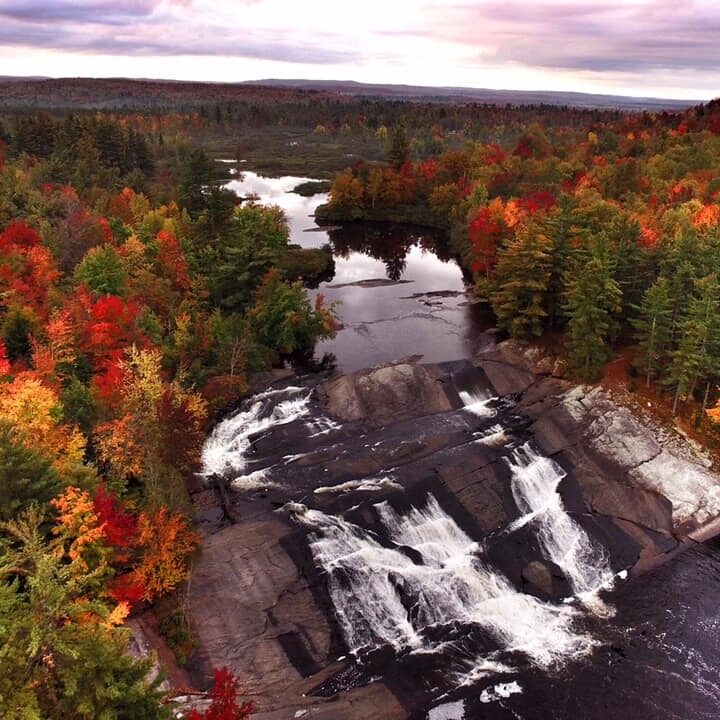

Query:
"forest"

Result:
[[1, 84, 720, 716], [323, 99, 720, 420], [0, 106, 336, 718]]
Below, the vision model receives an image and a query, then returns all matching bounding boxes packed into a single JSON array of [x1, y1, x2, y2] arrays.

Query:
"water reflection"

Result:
[[329, 222, 455, 268], [222, 168, 330, 249], [223, 169, 492, 373], [329, 223, 462, 283]]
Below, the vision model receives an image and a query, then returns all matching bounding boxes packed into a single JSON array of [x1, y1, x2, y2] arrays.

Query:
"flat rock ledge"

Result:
[[317, 362, 452, 427]]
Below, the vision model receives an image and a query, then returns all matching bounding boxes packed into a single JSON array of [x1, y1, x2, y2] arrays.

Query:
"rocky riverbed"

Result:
[[182, 340, 720, 719]]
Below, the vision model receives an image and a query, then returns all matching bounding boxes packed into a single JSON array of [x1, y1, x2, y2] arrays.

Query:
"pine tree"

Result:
[[666, 274, 720, 415], [491, 227, 554, 338], [0, 422, 60, 522], [542, 197, 580, 327], [388, 124, 410, 169], [0, 507, 170, 719], [177, 148, 216, 218], [563, 256, 622, 380], [1, 306, 36, 363], [631, 277, 673, 387]]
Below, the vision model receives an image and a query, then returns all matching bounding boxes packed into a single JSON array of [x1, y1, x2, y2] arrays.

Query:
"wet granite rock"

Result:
[[521, 560, 572, 599], [187, 516, 406, 719], [474, 341, 536, 396], [439, 461, 511, 535], [587, 483, 673, 534], [318, 362, 451, 426]]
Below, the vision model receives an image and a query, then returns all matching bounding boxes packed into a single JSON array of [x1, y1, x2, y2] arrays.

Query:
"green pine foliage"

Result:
[[563, 256, 622, 380], [0, 508, 170, 720], [0, 423, 61, 522], [491, 227, 554, 338], [631, 278, 674, 387]]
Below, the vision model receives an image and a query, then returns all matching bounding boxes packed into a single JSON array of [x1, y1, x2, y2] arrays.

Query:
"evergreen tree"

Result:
[[543, 197, 580, 327], [75, 245, 128, 296], [0, 118, 10, 145], [71, 134, 104, 193], [177, 148, 216, 218], [491, 226, 554, 338], [0, 422, 60, 523], [94, 119, 126, 172], [664, 231, 703, 340], [631, 277, 673, 387], [0, 508, 170, 719], [563, 256, 622, 380], [207, 204, 289, 312], [666, 274, 720, 415], [388, 124, 410, 169], [1, 306, 36, 363]]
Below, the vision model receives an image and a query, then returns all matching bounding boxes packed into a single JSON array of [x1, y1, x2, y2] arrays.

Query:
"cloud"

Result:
[[0, 0, 176, 24], [0, 14, 358, 65], [420, 1, 720, 75], [0, 0, 717, 94], [0, 1, 356, 63]]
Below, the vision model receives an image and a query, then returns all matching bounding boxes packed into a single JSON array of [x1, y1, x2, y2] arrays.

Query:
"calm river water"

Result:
[[224, 170, 492, 373]]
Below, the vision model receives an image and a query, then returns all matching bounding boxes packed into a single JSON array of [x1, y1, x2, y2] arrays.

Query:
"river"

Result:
[[223, 170, 492, 373], [214, 168, 720, 720]]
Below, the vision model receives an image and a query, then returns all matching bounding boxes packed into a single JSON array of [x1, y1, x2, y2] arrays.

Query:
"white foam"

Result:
[[479, 681, 523, 703], [292, 495, 594, 672], [314, 476, 402, 494], [428, 700, 465, 720], [506, 443, 615, 600], [457, 658, 516, 686], [459, 389, 496, 418], [306, 416, 341, 437], [230, 469, 277, 491], [474, 424, 508, 446], [201, 388, 311, 477]]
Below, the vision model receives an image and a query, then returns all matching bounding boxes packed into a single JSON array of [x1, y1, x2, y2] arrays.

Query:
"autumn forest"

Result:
[[2, 78, 720, 717]]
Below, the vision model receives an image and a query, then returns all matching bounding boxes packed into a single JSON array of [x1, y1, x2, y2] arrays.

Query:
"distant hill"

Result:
[[0, 77, 325, 111], [0, 75, 47, 82], [243, 79, 700, 112], [0, 76, 701, 112]]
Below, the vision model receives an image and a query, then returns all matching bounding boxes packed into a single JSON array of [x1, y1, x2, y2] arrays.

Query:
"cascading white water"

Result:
[[506, 443, 614, 597], [293, 495, 593, 670], [458, 389, 496, 417], [313, 476, 402, 494], [474, 424, 508, 446], [201, 386, 311, 477], [306, 416, 341, 438]]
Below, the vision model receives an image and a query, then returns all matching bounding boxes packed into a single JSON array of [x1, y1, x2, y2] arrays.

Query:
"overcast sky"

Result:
[[1, 0, 718, 100]]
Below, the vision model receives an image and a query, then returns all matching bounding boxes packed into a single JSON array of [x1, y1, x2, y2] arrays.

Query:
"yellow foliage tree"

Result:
[[0, 376, 85, 474], [133, 507, 198, 601]]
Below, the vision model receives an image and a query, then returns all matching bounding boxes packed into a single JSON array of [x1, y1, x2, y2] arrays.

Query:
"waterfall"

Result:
[[474, 424, 508, 446], [292, 495, 593, 670], [201, 386, 311, 477], [458, 389, 496, 418], [506, 443, 614, 597]]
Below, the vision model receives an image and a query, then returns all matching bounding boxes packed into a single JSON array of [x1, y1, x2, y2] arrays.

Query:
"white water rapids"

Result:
[[458, 388, 496, 418], [201, 385, 311, 478], [506, 443, 614, 597], [202, 382, 618, 689], [293, 487, 609, 674]]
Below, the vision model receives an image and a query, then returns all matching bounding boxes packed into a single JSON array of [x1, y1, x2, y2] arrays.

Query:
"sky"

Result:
[[0, 0, 718, 100]]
